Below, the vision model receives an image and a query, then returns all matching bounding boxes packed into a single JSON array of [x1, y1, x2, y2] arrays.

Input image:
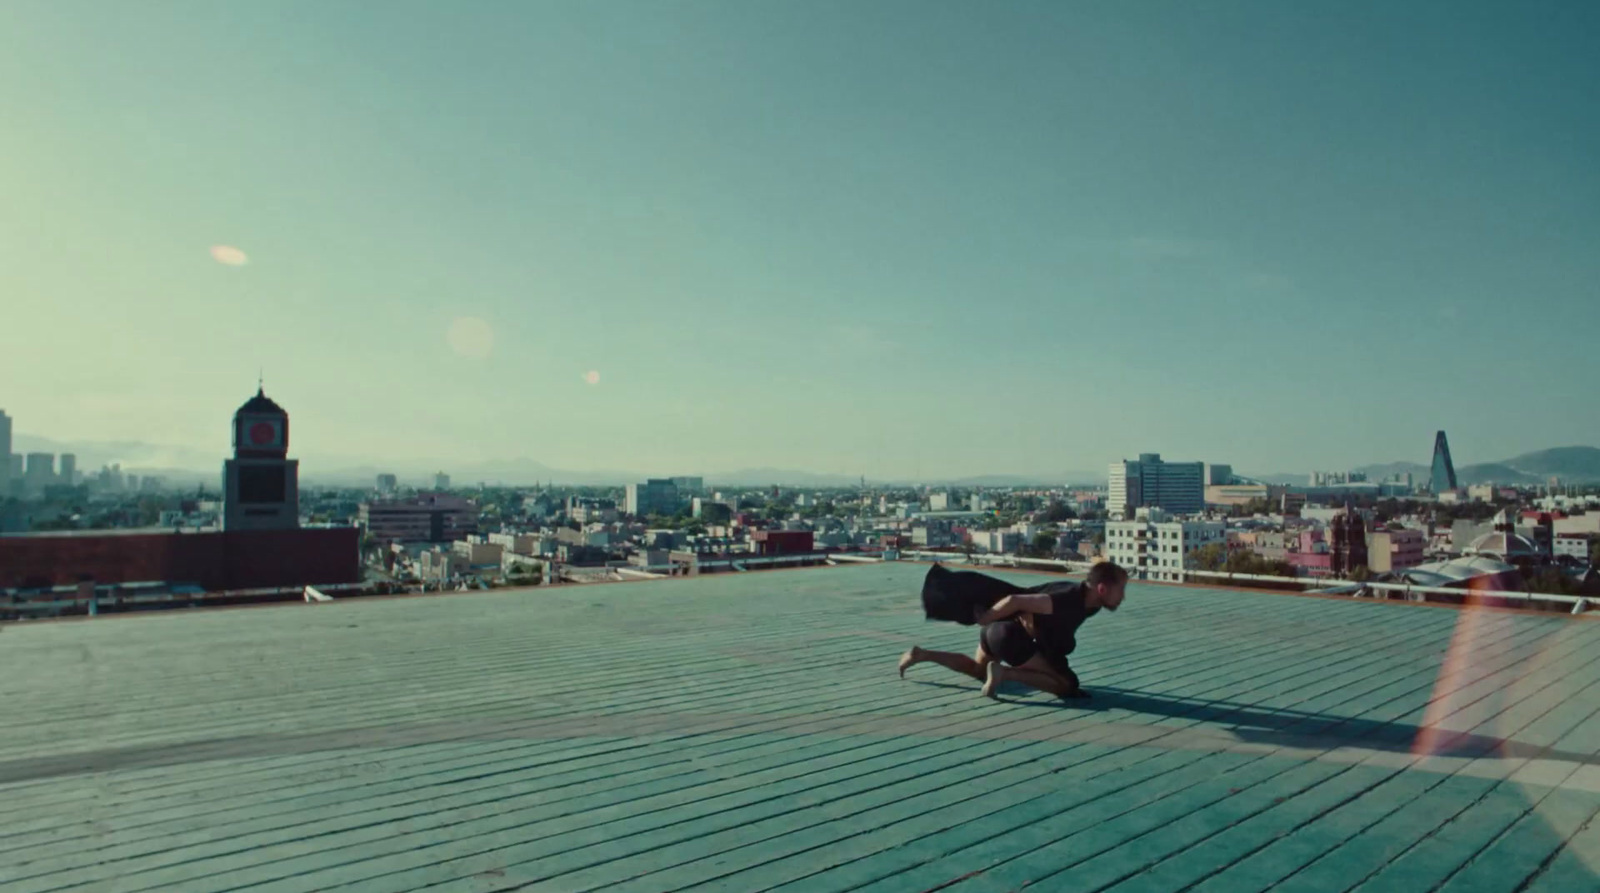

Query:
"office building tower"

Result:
[[1108, 453, 1205, 518], [376, 473, 398, 494], [434, 472, 451, 491], [670, 476, 705, 495], [59, 453, 76, 487], [625, 478, 684, 517]]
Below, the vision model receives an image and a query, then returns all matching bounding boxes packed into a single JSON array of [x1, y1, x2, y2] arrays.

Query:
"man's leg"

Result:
[[982, 654, 1082, 699], [899, 643, 993, 682]]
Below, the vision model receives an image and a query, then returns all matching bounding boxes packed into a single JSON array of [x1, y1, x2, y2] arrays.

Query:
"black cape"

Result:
[[920, 563, 1055, 625]]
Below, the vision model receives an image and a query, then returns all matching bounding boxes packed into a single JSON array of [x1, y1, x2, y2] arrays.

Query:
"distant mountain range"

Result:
[[704, 469, 1105, 488], [1252, 446, 1600, 488], [17, 431, 1595, 490], [9, 433, 1102, 488]]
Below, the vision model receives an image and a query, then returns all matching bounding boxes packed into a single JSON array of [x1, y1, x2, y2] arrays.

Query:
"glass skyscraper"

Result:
[[1430, 430, 1458, 494]]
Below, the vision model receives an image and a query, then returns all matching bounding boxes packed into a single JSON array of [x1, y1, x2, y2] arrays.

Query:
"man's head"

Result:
[[1086, 561, 1129, 612]]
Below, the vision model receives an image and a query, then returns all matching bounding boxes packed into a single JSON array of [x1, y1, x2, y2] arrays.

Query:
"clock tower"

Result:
[[223, 386, 300, 531]]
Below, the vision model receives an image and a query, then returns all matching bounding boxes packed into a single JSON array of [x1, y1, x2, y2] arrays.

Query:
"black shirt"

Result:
[[1028, 581, 1098, 671]]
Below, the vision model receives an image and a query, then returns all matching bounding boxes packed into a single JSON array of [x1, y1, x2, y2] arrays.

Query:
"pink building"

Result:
[[1286, 530, 1333, 577], [1287, 553, 1332, 576], [1368, 528, 1426, 573]]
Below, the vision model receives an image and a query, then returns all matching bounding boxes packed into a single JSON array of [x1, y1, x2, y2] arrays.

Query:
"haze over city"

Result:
[[9, 6, 1600, 890], [3, 1, 1596, 479]]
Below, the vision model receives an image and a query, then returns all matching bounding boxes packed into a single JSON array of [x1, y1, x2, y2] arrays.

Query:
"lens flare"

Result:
[[1409, 580, 1596, 875], [1411, 589, 1507, 759], [210, 245, 249, 266], [446, 317, 494, 358], [1413, 579, 1580, 760], [583, 370, 601, 385]]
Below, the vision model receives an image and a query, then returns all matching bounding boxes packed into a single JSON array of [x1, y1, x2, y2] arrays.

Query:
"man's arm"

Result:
[[976, 593, 1054, 625]]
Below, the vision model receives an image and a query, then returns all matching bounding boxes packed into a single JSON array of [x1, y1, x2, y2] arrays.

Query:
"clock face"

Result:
[[249, 421, 279, 446]]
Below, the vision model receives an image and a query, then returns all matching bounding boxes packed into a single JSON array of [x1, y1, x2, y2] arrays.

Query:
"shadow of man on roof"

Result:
[[1020, 686, 1600, 766]]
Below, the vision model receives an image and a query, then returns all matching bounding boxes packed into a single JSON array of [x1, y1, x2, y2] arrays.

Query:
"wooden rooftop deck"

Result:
[[2, 562, 1599, 892]]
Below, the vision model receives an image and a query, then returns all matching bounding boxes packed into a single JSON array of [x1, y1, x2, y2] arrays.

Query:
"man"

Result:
[[898, 561, 1128, 700]]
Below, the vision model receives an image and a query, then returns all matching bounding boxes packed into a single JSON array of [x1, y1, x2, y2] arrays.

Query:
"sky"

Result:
[[1, 1, 1596, 481]]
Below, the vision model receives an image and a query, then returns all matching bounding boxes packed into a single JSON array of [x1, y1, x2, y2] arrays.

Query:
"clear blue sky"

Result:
[[2, 1, 1595, 479]]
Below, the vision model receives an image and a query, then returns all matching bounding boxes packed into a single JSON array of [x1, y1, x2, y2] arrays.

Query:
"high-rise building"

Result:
[[434, 472, 451, 491], [59, 453, 76, 487], [223, 387, 300, 531], [1108, 453, 1204, 518], [669, 476, 704, 495], [98, 463, 125, 492], [376, 473, 398, 494], [1205, 464, 1233, 486], [1430, 430, 1458, 495], [0, 408, 11, 494], [24, 452, 55, 496], [625, 478, 683, 517]]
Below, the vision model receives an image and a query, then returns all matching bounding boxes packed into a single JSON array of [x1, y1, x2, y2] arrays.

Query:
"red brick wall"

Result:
[[0, 528, 360, 591]]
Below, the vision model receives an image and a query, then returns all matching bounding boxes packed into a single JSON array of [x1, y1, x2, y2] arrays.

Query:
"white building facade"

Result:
[[1105, 512, 1226, 582], [969, 529, 1022, 554], [1555, 533, 1592, 563]]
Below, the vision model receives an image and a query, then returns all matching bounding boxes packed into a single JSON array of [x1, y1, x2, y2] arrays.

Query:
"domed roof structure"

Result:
[[1400, 555, 1519, 589], [1461, 507, 1538, 561], [236, 386, 285, 417], [1464, 531, 1538, 561]]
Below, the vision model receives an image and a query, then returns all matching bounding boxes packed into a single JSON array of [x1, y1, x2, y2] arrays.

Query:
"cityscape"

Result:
[[3, 393, 1596, 619], [5, 4, 1600, 889]]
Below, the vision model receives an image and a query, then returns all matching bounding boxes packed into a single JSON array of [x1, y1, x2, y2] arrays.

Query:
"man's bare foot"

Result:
[[898, 647, 923, 678], [982, 661, 1004, 699]]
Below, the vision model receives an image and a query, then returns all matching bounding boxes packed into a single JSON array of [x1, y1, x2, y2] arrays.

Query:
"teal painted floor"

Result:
[[3, 563, 1600, 892]]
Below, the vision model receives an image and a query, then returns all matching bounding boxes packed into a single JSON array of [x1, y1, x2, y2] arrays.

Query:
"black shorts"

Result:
[[980, 620, 1037, 667]]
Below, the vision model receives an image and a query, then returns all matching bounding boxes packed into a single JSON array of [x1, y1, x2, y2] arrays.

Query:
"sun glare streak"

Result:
[[1413, 581, 1582, 762], [1408, 582, 1600, 877], [1412, 582, 1509, 758]]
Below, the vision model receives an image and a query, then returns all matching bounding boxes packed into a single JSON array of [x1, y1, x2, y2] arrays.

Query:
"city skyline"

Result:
[[3, 3, 1597, 477], [8, 416, 1597, 488]]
